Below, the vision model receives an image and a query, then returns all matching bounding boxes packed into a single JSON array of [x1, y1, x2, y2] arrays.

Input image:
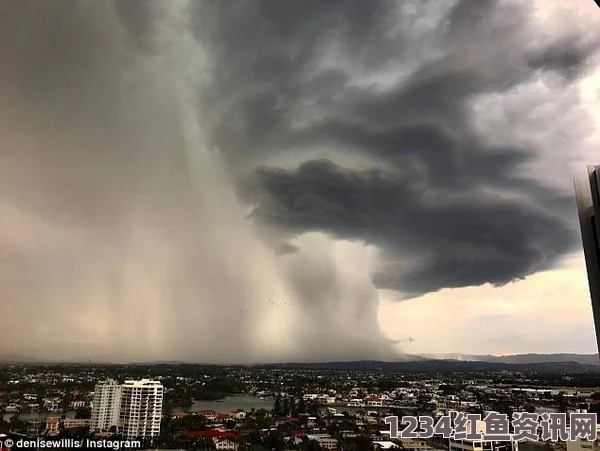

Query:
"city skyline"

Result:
[[1, 0, 600, 363]]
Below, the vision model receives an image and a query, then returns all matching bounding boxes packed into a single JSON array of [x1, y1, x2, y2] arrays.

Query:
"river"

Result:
[[2, 395, 273, 424], [2, 410, 76, 423], [173, 395, 274, 414]]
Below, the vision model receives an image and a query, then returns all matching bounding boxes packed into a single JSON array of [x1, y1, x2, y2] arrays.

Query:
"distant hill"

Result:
[[259, 359, 600, 374], [0, 354, 42, 364], [1, 352, 598, 369], [418, 353, 600, 365]]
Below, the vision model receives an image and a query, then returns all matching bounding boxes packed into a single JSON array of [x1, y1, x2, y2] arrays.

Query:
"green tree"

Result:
[[246, 430, 262, 444], [351, 436, 374, 451], [378, 378, 397, 392], [61, 392, 72, 411], [298, 398, 306, 414], [273, 394, 282, 417], [307, 401, 320, 417], [162, 399, 173, 419], [304, 439, 321, 451], [9, 416, 28, 434], [75, 407, 92, 419], [556, 393, 569, 413], [265, 431, 285, 451], [177, 414, 206, 431], [326, 422, 340, 438], [197, 437, 216, 449], [256, 408, 268, 420], [37, 387, 47, 400]]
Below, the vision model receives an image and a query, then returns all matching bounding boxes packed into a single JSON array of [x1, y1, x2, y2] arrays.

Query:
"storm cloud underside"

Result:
[[0, 0, 598, 362]]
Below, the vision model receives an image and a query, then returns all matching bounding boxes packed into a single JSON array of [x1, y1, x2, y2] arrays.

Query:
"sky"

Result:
[[0, 0, 600, 363]]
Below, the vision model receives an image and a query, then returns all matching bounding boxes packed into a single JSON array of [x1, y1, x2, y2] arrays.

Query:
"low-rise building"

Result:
[[374, 442, 400, 450], [214, 437, 238, 450], [45, 417, 60, 436], [71, 400, 86, 409], [197, 410, 218, 421], [365, 397, 384, 407], [230, 409, 246, 420], [306, 434, 338, 450], [63, 418, 91, 429], [398, 438, 432, 451]]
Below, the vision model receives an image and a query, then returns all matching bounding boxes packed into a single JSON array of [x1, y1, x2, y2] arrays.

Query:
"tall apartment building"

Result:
[[118, 379, 164, 440], [575, 165, 600, 356], [91, 379, 122, 433]]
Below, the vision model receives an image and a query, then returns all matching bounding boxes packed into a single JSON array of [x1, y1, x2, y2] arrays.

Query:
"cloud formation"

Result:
[[0, 0, 599, 362], [195, 0, 599, 298], [244, 159, 575, 298]]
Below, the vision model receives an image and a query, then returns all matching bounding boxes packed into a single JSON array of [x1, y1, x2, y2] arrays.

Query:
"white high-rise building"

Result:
[[118, 379, 164, 440], [91, 379, 122, 432]]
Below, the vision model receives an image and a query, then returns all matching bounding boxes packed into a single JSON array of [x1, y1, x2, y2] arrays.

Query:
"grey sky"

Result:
[[0, 0, 599, 363]]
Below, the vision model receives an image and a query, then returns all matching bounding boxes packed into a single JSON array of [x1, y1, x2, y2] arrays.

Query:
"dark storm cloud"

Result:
[[191, 0, 600, 298], [0, 0, 401, 363], [114, 0, 163, 53], [243, 159, 574, 297], [0, 1, 192, 228], [527, 34, 600, 81], [1, 0, 599, 362], [191, 0, 597, 170], [188, 0, 407, 168]]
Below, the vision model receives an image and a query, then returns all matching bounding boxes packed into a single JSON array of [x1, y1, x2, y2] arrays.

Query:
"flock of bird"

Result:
[[237, 298, 300, 315]]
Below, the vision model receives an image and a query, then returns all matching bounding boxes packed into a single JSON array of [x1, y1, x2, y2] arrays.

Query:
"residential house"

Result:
[[197, 409, 218, 422], [42, 398, 60, 412], [214, 437, 238, 450], [71, 399, 86, 409], [185, 430, 237, 441], [230, 409, 246, 420], [63, 419, 91, 429], [397, 438, 432, 451], [216, 413, 231, 423], [374, 442, 400, 450], [306, 434, 338, 450], [45, 417, 60, 436]]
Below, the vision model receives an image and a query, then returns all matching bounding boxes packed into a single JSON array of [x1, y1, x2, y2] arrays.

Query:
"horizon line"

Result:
[[0, 351, 597, 366]]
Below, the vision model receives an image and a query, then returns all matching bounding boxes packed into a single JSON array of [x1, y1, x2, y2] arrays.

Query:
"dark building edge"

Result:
[[574, 165, 600, 358]]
